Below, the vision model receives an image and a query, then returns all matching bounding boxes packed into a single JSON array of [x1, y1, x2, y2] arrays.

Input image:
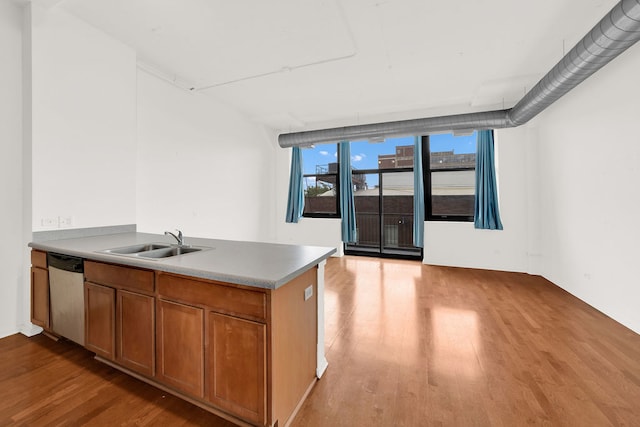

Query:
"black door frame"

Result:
[[344, 167, 423, 260]]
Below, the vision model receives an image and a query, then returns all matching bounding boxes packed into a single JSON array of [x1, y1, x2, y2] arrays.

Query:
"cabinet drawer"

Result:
[[85, 261, 154, 294], [31, 250, 47, 269], [157, 273, 267, 322]]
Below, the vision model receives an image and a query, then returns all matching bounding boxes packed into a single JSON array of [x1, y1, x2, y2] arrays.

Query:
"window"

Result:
[[302, 144, 339, 217], [344, 137, 422, 259], [424, 132, 477, 221]]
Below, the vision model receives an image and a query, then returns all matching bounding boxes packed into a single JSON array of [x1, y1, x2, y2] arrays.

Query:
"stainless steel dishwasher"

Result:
[[48, 253, 85, 345]]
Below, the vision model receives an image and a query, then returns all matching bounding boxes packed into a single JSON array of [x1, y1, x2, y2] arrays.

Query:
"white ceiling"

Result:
[[52, 0, 616, 133]]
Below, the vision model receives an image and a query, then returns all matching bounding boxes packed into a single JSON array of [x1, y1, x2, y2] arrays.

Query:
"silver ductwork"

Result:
[[508, 0, 640, 125], [279, 0, 640, 148]]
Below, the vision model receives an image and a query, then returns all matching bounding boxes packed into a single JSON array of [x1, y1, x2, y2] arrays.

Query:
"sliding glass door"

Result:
[[345, 169, 421, 259], [381, 171, 418, 255]]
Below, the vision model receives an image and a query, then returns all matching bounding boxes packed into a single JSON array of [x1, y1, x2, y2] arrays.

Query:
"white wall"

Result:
[[534, 43, 640, 334], [0, 0, 24, 338], [136, 70, 276, 242], [424, 126, 539, 273], [30, 5, 137, 231]]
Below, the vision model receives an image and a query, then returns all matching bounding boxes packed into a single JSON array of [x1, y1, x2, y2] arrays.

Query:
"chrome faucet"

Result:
[[164, 229, 184, 246]]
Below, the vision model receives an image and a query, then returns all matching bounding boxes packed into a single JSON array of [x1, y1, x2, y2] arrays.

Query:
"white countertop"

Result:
[[29, 232, 336, 290]]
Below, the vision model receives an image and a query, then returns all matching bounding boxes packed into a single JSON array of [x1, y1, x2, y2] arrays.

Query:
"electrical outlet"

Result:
[[59, 216, 73, 227], [304, 285, 313, 301], [41, 217, 57, 227]]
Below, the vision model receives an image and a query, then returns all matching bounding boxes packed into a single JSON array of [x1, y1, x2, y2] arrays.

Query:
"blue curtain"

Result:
[[339, 142, 357, 243], [474, 130, 503, 230], [285, 146, 304, 223], [413, 136, 425, 247]]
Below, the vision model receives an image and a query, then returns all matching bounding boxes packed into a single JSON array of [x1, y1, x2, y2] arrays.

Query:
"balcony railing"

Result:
[[354, 212, 415, 249]]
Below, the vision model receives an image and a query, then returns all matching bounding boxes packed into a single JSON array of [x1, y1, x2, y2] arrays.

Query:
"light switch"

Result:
[[304, 285, 313, 301]]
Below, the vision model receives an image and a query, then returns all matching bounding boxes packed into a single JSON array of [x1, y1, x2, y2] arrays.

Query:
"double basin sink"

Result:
[[100, 243, 210, 259]]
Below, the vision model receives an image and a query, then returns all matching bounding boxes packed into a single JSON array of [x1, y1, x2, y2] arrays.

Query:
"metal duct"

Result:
[[508, 0, 640, 125], [278, 0, 640, 148]]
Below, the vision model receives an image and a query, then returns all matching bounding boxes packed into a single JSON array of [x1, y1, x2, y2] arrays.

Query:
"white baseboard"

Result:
[[20, 323, 43, 337], [316, 358, 329, 378]]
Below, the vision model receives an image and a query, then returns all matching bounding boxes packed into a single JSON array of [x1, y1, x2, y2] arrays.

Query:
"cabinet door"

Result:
[[31, 267, 50, 329], [206, 312, 266, 425], [117, 290, 155, 377], [84, 282, 115, 360], [156, 299, 204, 398]]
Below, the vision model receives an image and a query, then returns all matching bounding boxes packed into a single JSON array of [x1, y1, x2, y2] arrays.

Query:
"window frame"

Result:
[[301, 146, 341, 219], [423, 135, 476, 222]]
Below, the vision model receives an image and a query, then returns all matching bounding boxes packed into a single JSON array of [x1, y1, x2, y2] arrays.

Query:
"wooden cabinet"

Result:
[[84, 261, 155, 377], [156, 273, 266, 322], [31, 267, 50, 329], [206, 312, 266, 425], [78, 259, 317, 427], [30, 250, 50, 329], [156, 272, 269, 424], [84, 282, 116, 360], [117, 290, 155, 376], [31, 250, 51, 330], [156, 299, 204, 398], [85, 260, 154, 294]]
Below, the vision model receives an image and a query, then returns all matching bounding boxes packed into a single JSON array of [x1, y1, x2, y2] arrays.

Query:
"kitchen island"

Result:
[[29, 232, 335, 427]]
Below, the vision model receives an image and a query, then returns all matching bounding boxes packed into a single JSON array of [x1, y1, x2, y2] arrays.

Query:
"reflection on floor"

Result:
[[293, 256, 640, 426]]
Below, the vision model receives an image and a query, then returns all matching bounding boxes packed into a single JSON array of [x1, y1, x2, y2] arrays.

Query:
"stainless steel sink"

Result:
[[99, 243, 210, 259], [137, 246, 203, 258], [103, 243, 171, 255]]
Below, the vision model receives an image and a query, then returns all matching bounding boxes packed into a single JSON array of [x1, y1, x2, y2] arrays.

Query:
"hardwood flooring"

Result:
[[2, 256, 640, 426], [294, 257, 640, 427], [0, 333, 233, 426]]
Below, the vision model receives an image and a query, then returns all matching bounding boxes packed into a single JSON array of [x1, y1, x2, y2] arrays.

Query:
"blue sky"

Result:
[[302, 132, 477, 178]]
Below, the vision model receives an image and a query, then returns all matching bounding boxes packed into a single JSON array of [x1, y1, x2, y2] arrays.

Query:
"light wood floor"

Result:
[[2, 256, 640, 426]]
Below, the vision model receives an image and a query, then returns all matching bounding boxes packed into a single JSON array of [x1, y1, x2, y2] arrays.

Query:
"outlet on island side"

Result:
[[304, 285, 313, 301]]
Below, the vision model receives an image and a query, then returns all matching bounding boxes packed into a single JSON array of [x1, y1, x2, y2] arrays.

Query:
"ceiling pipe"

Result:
[[278, 0, 640, 148]]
